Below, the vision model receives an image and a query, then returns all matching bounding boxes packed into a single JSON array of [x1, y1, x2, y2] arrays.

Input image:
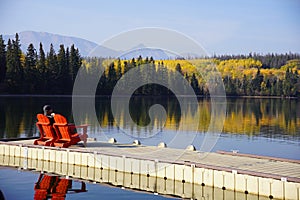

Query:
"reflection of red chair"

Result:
[[34, 188, 48, 199], [34, 174, 87, 200], [51, 178, 87, 200], [53, 114, 88, 148], [34, 114, 56, 146], [51, 179, 70, 200], [34, 174, 57, 200]]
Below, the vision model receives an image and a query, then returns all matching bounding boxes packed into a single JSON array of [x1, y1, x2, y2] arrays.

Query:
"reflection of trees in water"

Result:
[[22, 98, 37, 137], [2, 98, 24, 138], [225, 98, 300, 137], [252, 99, 262, 126], [0, 104, 5, 138], [129, 95, 181, 130], [96, 97, 113, 127], [0, 97, 299, 139], [282, 99, 297, 128], [95, 92, 182, 132], [0, 97, 74, 138]]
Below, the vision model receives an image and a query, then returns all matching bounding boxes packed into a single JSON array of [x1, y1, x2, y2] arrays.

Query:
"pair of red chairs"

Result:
[[34, 114, 88, 148]]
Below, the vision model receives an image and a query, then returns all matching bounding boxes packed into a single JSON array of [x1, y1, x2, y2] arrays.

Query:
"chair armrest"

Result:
[[70, 124, 89, 133], [73, 124, 89, 128], [69, 124, 89, 146]]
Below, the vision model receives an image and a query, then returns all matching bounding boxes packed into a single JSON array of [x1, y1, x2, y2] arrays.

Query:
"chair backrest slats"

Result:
[[36, 114, 55, 139], [53, 114, 71, 141]]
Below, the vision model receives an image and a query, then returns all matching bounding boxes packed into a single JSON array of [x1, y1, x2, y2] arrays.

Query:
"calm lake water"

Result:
[[0, 96, 299, 159], [0, 96, 299, 199]]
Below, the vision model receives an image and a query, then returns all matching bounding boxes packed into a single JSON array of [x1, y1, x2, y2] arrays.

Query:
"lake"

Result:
[[0, 96, 299, 159], [0, 96, 299, 199]]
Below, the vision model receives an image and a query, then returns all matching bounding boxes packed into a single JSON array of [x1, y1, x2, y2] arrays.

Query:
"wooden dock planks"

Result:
[[1, 139, 300, 199]]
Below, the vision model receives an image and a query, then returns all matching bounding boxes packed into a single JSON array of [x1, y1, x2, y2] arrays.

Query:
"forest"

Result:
[[0, 33, 299, 97]]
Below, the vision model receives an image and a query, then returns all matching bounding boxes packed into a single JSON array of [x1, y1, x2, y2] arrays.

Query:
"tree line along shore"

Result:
[[0, 33, 299, 97]]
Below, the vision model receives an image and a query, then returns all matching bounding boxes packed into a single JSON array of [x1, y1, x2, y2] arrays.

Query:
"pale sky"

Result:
[[0, 0, 299, 55]]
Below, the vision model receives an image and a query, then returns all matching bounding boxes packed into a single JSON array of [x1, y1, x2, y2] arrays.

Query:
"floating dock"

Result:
[[0, 139, 299, 199]]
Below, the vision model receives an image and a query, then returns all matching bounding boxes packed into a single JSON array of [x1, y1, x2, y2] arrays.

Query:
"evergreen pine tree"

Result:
[[130, 58, 136, 68], [46, 43, 59, 92], [123, 61, 129, 74], [57, 44, 69, 93], [252, 68, 263, 95], [37, 43, 46, 73], [0, 35, 6, 83], [294, 70, 300, 96], [270, 78, 277, 96], [116, 58, 122, 79], [175, 63, 183, 76], [69, 44, 82, 83], [12, 33, 23, 80], [6, 39, 13, 79], [6, 34, 23, 92], [291, 70, 299, 96], [242, 75, 248, 95], [106, 62, 117, 94], [149, 57, 156, 95], [57, 45, 67, 72], [283, 69, 292, 96], [276, 79, 283, 96], [190, 73, 200, 95], [24, 43, 37, 93], [66, 47, 70, 70], [265, 79, 271, 96], [36, 43, 46, 92], [149, 56, 154, 63], [137, 55, 143, 66]]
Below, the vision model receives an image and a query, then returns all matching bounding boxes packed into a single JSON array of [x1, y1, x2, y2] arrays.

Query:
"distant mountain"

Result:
[[2, 31, 181, 59], [119, 47, 172, 60], [72, 41, 175, 60], [3, 31, 100, 56]]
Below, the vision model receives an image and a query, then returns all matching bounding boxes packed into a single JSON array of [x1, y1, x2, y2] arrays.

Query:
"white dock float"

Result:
[[0, 140, 299, 199]]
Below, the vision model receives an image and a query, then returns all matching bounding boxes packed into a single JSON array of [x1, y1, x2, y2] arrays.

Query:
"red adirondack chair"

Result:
[[53, 114, 88, 148], [34, 114, 57, 146]]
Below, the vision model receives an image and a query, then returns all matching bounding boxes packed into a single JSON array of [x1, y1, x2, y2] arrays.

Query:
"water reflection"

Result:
[[0, 96, 299, 140], [34, 174, 86, 200], [224, 98, 300, 137], [0, 96, 74, 139]]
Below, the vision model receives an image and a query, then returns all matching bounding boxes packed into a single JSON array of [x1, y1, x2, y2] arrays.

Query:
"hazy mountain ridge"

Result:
[[3, 31, 178, 59], [3, 31, 100, 56]]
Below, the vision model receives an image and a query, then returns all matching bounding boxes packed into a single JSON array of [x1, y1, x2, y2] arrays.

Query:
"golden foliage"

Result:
[[98, 57, 293, 84]]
